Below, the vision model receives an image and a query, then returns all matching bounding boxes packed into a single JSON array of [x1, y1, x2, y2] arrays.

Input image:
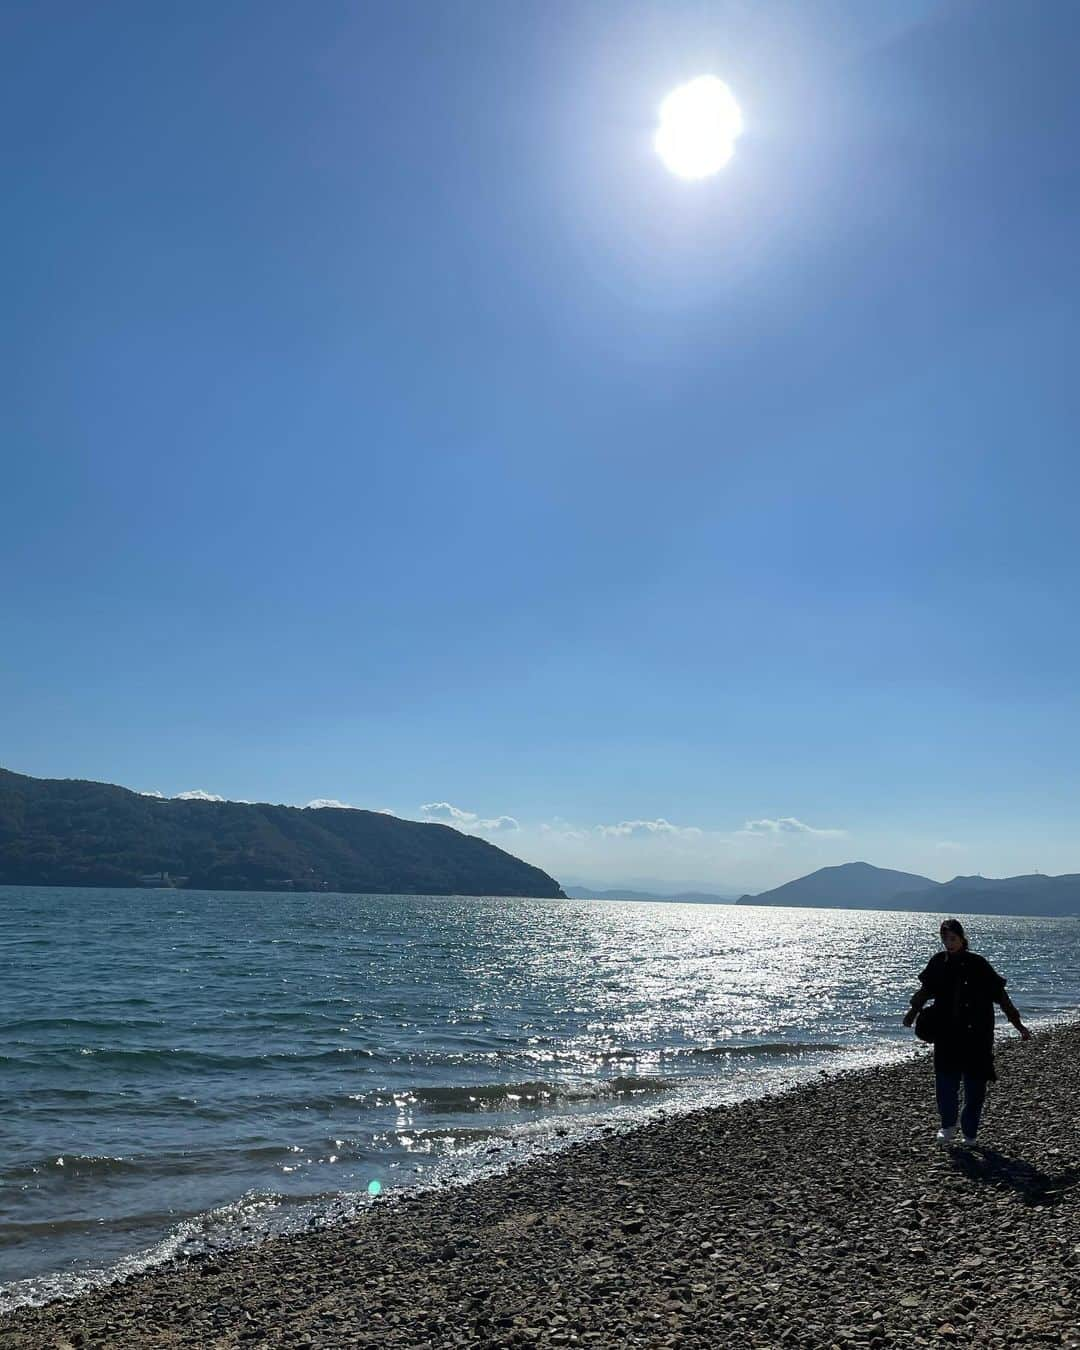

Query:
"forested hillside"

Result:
[[0, 768, 564, 897]]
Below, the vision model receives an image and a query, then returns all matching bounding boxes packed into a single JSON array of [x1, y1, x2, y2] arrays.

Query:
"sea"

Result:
[[2, 887, 1078, 1311]]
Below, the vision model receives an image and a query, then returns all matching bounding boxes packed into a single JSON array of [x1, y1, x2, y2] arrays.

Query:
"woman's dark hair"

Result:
[[940, 918, 969, 949]]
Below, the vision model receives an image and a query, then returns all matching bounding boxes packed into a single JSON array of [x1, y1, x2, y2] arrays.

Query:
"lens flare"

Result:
[[654, 76, 743, 179]]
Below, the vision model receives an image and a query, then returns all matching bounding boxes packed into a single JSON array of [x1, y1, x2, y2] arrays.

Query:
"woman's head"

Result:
[[940, 918, 968, 953]]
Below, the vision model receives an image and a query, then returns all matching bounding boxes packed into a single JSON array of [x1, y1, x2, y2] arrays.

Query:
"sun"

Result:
[[654, 76, 743, 180]]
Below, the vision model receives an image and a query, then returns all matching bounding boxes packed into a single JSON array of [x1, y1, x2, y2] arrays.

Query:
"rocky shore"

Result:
[[3, 1022, 1079, 1349]]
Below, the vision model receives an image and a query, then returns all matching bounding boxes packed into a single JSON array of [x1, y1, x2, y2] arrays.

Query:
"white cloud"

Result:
[[421, 802, 477, 826], [478, 815, 520, 833], [935, 840, 965, 852], [174, 789, 226, 802], [439, 808, 865, 894], [739, 817, 846, 838], [540, 818, 588, 841], [596, 818, 703, 839], [138, 789, 164, 798], [304, 798, 358, 810], [420, 802, 519, 834]]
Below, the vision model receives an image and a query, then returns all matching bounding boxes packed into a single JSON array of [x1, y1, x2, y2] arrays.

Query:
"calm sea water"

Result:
[[2, 887, 1078, 1310]]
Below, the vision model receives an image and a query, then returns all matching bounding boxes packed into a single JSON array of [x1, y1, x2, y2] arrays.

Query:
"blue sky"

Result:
[[3, 0, 1078, 891]]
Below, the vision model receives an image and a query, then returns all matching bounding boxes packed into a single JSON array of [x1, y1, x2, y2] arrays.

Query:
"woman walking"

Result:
[[902, 918, 1031, 1145]]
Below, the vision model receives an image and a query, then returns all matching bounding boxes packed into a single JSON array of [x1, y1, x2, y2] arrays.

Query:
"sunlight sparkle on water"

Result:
[[654, 76, 742, 179]]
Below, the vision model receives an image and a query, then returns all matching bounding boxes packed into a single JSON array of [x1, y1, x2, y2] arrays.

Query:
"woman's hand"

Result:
[[1018, 1024, 1032, 1041], [901, 1010, 915, 1028]]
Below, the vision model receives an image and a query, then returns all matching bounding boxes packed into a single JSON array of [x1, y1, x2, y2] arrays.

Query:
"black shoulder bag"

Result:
[[914, 1002, 941, 1043]]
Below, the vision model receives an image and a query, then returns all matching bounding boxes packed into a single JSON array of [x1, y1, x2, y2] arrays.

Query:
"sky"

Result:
[[3, 0, 1079, 893]]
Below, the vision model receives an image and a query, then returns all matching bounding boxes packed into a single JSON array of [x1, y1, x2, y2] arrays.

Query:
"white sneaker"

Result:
[[936, 1125, 957, 1144], [961, 1135, 977, 1146]]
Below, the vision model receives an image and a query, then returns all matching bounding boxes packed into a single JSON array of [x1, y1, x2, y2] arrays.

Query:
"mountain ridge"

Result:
[[889, 871, 1080, 918], [563, 885, 737, 904], [737, 861, 1080, 918], [0, 767, 564, 898]]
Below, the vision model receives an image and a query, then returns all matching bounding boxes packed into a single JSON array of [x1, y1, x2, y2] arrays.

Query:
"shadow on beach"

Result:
[[951, 1145, 1080, 1206]]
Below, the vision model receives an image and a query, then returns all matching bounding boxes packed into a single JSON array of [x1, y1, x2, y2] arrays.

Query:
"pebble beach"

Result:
[[2, 1021, 1078, 1350]]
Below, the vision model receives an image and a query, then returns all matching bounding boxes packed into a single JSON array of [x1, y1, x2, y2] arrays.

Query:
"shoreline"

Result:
[[0, 1036, 925, 1314], [2, 1024, 1078, 1348]]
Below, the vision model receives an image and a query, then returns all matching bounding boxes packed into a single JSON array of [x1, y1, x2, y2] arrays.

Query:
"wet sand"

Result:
[[2, 1022, 1078, 1349]]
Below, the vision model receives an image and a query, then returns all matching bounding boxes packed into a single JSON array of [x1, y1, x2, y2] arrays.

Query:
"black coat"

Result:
[[916, 949, 1010, 1081]]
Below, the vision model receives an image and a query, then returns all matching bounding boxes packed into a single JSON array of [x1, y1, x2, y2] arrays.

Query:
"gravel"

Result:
[[2, 1022, 1078, 1348]]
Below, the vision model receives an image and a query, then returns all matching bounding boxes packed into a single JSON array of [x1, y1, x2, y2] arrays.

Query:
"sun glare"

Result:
[[654, 76, 743, 180]]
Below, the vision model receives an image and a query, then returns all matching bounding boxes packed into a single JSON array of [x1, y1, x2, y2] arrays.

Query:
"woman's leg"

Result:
[[960, 1075, 988, 1138], [935, 1069, 961, 1127]]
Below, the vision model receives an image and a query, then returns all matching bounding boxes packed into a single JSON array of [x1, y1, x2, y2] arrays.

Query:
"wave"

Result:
[[687, 1041, 846, 1058], [0, 1154, 156, 1182], [0, 1045, 383, 1072], [0, 1142, 331, 1186], [365, 1075, 672, 1113], [0, 1017, 166, 1033], [0, 1210, 197, 1245]]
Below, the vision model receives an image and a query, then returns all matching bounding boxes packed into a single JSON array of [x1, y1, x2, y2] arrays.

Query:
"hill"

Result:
[[0, 767, 564, 898], [737, 861, 1080, 917], [889, 872, 1080, 918], [736, 861, 938, 909], [564, 885, 736, 904]]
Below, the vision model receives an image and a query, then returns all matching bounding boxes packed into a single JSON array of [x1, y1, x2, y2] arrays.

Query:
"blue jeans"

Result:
[[935, 1069, 988, 1137]]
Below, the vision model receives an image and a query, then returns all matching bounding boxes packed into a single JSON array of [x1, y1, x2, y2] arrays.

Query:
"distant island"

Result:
[[564, 885, 737, 904], [0, 767, 564, 898], [737, 860, 1080, 919]]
